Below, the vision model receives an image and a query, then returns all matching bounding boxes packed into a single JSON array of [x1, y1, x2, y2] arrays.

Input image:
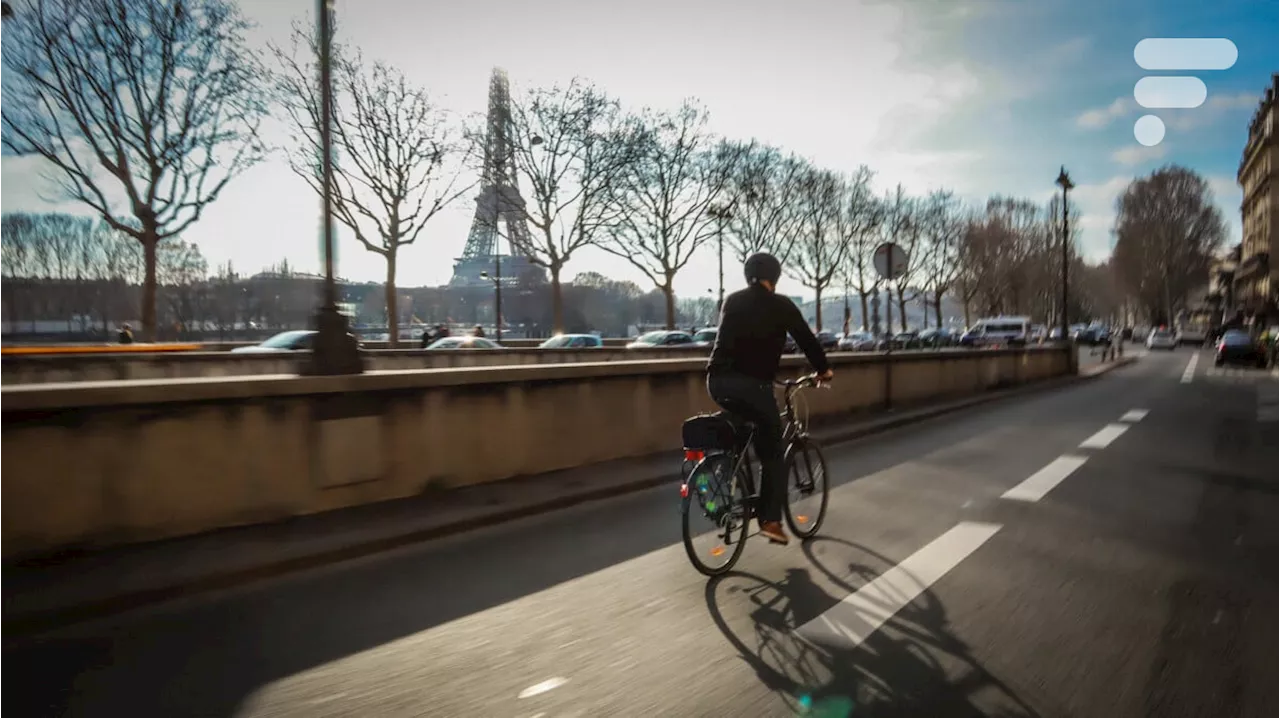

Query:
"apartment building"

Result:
[[1236, 73, 1279, 327]]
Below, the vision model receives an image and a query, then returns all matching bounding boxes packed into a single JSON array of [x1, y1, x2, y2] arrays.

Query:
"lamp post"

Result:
[[479, 269, 502, 342], [1056, 166, 1074, 347], [303, 0, 362, 375], [707, 202, 734, 316]]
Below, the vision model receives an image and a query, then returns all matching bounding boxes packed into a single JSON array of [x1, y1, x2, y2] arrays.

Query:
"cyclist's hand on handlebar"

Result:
[[817, 369, 834, 383]]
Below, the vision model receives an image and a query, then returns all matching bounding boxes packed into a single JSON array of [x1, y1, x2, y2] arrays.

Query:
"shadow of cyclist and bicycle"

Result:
[[703, 535, 1042, 717]]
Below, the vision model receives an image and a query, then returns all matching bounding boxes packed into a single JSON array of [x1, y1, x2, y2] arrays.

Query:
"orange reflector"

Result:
[[710, 546, 725, 557], [684, 450, 705, 462], [679, 483, 689, 498], [795, 515, 809, 523]]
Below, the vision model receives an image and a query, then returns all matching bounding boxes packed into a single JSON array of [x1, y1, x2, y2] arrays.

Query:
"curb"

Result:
[[2, 364, 1127, 637]]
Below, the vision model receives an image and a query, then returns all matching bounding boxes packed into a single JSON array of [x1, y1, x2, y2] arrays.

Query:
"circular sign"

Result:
[[873, 242, 909, 281]]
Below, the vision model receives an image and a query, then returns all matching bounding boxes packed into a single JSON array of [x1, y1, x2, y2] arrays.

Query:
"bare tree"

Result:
[[876, 186, 914, 331], [507, 78, 635, 333], [156, 239, 210, 334], [787, 165, 845, 330], [835, 167, 881, 331], [272, 24, 468, 347], [601, 101, 737, 328], [917, 191, 966, 328], [1111, 166, 1226, 325], [2, 0, 267, 340], [722, 142, 807, 263]]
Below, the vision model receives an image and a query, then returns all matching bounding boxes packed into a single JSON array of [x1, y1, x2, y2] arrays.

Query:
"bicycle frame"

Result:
[[719, 375, 819, 511]]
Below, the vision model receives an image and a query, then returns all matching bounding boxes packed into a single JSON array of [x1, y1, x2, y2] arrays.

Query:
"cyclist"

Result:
[[707, 252, 833, 545]]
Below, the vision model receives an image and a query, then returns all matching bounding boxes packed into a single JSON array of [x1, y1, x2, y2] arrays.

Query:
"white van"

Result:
[[968, 316, 1032, 347]]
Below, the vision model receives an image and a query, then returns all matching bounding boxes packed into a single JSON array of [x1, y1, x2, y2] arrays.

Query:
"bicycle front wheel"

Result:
[[682, 453, 750, 576], [783, 438, 829, 539]]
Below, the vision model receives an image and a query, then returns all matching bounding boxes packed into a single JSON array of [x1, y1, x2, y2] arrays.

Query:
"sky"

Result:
[[2, 0, 1277, 301]]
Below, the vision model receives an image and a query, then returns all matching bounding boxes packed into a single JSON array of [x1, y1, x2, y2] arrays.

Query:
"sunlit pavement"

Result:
[[5, 349, 1276, 718]]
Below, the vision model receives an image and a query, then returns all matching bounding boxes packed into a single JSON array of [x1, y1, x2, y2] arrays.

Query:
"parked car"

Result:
[[783, 333, 798, 353], [815, 330, 840, 350], [626, 330, 695, 349], [1214, 330, 1266, 368], [838, 331, 877, 351], [1146, 328, 1177, 351], [890, 331, 920, 350], [230, 330, 362, 353], [917, 327, 957, 348], [963, 316, 1031, 348], [539, 334, 603, 349], [426, 336, 503, 349], [691, 328, 718, 347]]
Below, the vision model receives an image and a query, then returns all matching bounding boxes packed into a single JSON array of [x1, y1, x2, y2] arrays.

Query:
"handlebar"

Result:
[[775, 372, 829, 390]]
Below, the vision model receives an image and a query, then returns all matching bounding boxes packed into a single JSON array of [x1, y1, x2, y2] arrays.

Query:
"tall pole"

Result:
[[319, 0, 336, 311], [717, 223, 724, 314], [1057, 166, 1073, 345], [495, 253, 502, 343], [303, 0, 362, 375]]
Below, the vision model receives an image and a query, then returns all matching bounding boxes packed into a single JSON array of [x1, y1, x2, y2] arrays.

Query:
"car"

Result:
[[626, 330, 695, 349], [815, 330, 840, 350], [1146, 328, 1177, 350], [917, 327, 957, 348], [426, 336, 503, 350], [539, 334, 603, 349], [229, 330, 362, 353], [1214, 330, 1266, 368], [963, 317, 1031, 348], [890, 330, 920, 350], [691, 328, 718, 347], [838, 331, 876, 351]]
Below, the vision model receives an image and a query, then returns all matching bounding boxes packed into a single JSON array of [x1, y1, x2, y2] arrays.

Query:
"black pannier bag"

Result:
[[682, 413, 738, 452]]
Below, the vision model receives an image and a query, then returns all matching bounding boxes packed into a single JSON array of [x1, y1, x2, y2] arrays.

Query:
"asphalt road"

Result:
[[5, 347, 1276, 718]]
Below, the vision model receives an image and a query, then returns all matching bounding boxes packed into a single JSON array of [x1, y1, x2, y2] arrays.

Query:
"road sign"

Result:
[[873, 242, 909, 281]]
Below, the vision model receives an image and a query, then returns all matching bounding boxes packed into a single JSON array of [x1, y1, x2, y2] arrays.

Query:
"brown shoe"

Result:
[[759, 520, 789, 545]]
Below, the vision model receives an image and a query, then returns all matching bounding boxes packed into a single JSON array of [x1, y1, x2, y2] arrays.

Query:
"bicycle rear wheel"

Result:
[[682, 453, 750, 576], [783, 438, 829, 539]]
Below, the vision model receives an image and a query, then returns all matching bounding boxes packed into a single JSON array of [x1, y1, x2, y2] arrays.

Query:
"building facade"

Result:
[[1235, 73, 1279, 328]]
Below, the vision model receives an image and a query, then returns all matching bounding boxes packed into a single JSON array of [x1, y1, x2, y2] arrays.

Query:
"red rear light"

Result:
[[680, 483, 689, 498], [684, 450, 705, 462]]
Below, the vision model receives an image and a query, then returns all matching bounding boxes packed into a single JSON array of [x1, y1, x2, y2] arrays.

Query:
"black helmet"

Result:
[[744, 252, 782, 285]]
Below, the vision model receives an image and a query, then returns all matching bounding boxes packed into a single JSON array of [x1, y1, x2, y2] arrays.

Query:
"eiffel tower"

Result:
[[449, 68, 544, 287]]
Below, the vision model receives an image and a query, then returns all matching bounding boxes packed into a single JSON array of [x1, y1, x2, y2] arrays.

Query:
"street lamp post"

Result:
[[303, 0, 362, 375], [1056, 166, 1074, 348], [480, 266, 502, 343], [708, 203, 734, 317]]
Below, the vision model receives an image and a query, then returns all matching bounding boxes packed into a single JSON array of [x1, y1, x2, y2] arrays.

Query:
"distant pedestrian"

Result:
[[473, 325, 485, 338], [117, 324, 134, 344]]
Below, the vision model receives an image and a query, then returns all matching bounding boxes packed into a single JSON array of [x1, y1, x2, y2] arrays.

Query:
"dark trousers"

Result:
[[707, 372, 784, 523]]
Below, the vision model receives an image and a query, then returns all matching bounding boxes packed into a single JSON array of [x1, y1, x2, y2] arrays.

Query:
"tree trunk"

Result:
[[897, 286, 908, 331], [663, 281, 676, 329], [550, 263, 565, 334], [384, 252, 398, 348], [859, 291, 869, 332], [934, 289, 944, 328], [141, 234, 158, 342], [814, 286, 823, 330]]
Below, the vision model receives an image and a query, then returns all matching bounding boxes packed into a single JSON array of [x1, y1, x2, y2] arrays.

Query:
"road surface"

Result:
[[5, 347, 1276, 717]]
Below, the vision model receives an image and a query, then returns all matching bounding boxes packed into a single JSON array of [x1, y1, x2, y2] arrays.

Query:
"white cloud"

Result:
[[1076, 98, 1132, 129], [1164, 91, 1259, 131], [1111, 144, 1167, 166]]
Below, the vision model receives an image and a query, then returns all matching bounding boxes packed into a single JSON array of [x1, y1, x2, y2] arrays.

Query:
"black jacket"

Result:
[[708, 284, 829, 382]]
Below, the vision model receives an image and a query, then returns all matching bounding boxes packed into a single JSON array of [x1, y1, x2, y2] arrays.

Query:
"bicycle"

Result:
[[679, 372, 832, 576]]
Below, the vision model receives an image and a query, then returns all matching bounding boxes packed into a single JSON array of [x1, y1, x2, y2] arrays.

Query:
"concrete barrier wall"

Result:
[[1, 346, 711, 384], [1, 347, 1071, 559]]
